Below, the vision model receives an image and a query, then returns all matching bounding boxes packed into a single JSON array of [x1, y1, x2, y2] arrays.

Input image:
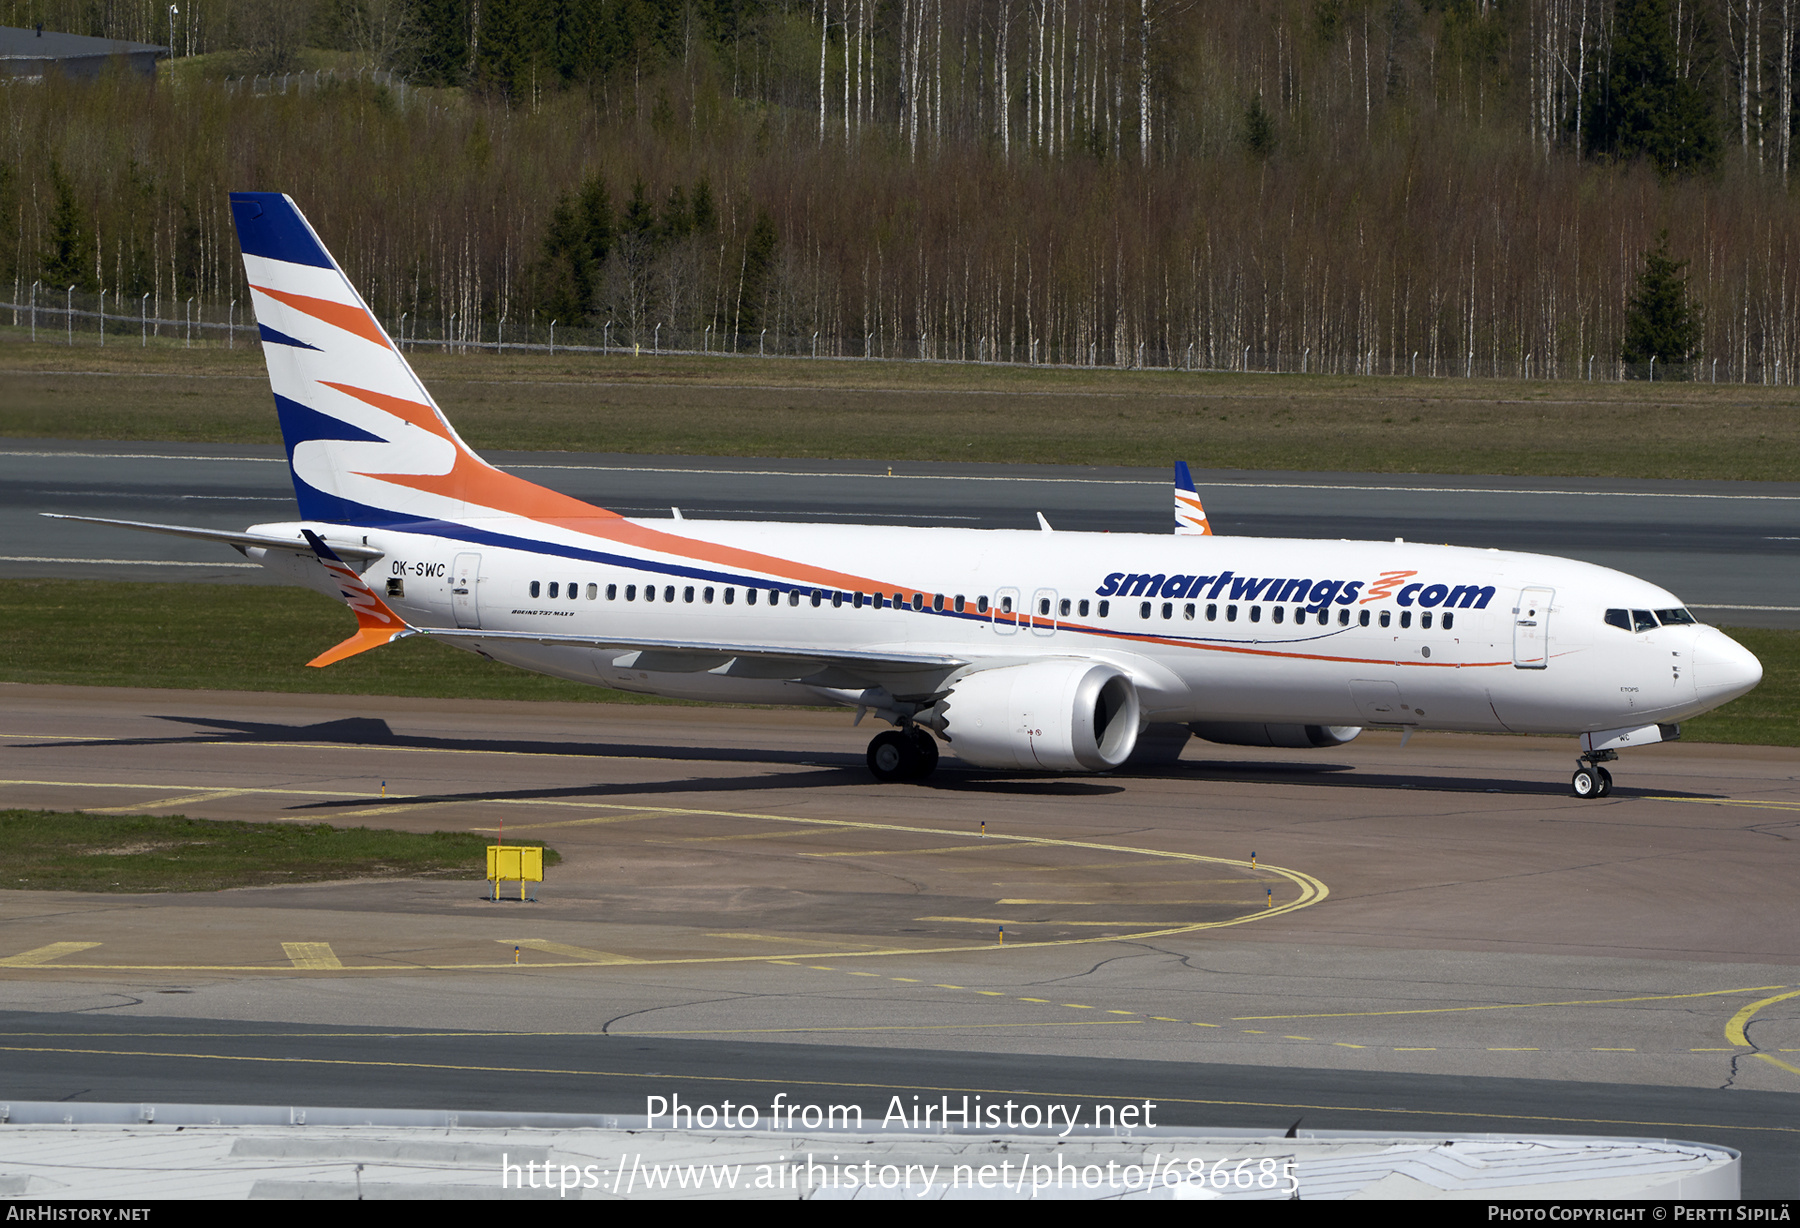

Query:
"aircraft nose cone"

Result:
[[1693, 630, 1762, 707]]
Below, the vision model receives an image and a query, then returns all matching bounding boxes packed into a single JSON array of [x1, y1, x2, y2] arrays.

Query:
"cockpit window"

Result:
[[1604, 609, 1631, 631], [1632, 609, 1657, 633], [1656, 607, 1697, 626]]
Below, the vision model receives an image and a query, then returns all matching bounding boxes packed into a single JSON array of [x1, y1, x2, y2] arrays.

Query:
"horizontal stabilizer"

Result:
[[40, 514, 383, 561]]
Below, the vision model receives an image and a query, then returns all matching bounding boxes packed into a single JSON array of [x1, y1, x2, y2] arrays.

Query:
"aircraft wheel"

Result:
[[1596, 767, 1614, 797], [1571, 768, 1599, 798], [867, 730, 917, 782], [907, 728, 940, 780]]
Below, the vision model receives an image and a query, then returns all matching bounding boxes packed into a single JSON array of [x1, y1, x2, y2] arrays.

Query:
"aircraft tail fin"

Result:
[[231, 192, 580, 530], [301, 530, 417, 667], [1174, 461, 1212, 536]]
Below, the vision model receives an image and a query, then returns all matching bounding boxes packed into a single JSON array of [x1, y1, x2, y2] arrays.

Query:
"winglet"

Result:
[[302, 530, 416, 667], [1174, 461, 1212, 536]]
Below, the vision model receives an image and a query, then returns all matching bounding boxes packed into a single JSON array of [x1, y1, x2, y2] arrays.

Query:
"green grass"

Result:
[[0, 578, 1789, 745], [0, 578, 686, 703], [5, 340, 1800, 479], [1679, 627, 1800, 747], [0, 808, 557, 893]]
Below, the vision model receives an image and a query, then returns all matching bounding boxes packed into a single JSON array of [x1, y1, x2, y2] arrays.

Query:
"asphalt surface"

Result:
[[1, 1010, 1792, 1195], [7, 439, 1800, 625], [2, 687, 1796, 1194]]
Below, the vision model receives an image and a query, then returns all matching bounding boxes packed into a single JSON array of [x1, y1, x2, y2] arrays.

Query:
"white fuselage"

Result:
[[248, 517, 1756, 739]]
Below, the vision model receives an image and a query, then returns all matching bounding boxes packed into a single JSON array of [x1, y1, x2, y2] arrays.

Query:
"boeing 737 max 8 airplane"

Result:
[[50, 194, 1764, 798]]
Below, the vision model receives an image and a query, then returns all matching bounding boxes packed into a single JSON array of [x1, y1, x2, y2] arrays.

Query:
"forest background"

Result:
[[6, 0, 1800, 377]]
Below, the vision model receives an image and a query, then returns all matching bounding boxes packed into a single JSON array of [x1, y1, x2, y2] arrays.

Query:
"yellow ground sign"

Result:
[[487, 844, 544, 888]]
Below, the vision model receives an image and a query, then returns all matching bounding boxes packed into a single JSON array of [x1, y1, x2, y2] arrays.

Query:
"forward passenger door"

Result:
[[1512, 586, 1553, 669]]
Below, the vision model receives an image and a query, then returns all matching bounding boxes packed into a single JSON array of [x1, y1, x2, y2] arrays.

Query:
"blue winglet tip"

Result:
[[1174, 460, 1195, 491]]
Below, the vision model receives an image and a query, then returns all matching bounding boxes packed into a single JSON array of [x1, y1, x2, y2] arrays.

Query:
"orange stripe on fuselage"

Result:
[[362, 453, 909, 596], [250, 284, 391, 349]]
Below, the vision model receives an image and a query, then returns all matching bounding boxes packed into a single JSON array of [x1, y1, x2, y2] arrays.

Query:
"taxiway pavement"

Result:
[[2, 684, 1796, 1191]]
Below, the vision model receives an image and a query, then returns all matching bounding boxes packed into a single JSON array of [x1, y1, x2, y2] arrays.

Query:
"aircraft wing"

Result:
[[429, 627, 967, 676], [40, 514, 386, 562]]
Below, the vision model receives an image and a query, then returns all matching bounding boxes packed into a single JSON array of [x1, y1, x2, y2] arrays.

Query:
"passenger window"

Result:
[[1442, 612, 1454, 630], [570, 582, 578, 600], [724, 588, 735, 605], [1206, 603, 1217, 621], [1379, 610, 1391, 627], [1097, 600, 1110, 617], [1272, 606, 1284, 624], [1059, 598, 1070, 616], [790, 590, 802, 606], [1227, 604, 1238, 622], [957, 595, 968, 613], [1161, 602, 1173, 620], [704, 587, 714, 603], [909, 592, 922, 610], [1000, 595, 1013, 613], [745, 588, 757, 606], [1139, 601, 1152, 619], [683, 586, 694, 603], [1632, 609, 1657, 633], [933, 594, 943, 612], [1337, 608, 1348, 625], [664, 586, 675, 602], [1359, 609, 1370, 626], [1184, 603, 1195, 620], [833, 591, 844, 608], [1079, 599, 1090, 617], [978, 595, 990, 614], [626, 584, 637, 600], [1250, 605, 1262, 623], [1038, 597, 1050, 616], [530, 581, 540, 598], [606, 583, 617, 600], [1422, 611, 1433, 629], [548, 582, 558, 598], [1400, 610, 1412, 628]]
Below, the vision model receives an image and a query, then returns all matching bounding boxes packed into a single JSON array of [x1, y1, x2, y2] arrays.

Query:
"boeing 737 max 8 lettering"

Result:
[[49, 194, 1764, 798]]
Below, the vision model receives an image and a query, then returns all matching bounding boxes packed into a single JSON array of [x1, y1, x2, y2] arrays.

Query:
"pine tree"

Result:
[[531, 173, 612, 324], [1621, 231, 1701, 370], [40, 162, 96, 293], [1240, 93, 1276, 159], [1585, 0, 1719, 175]]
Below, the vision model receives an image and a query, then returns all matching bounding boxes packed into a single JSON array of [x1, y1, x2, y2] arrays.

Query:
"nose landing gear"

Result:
[[1571, 750, 1616, 798], [866, 726, 941, 782]]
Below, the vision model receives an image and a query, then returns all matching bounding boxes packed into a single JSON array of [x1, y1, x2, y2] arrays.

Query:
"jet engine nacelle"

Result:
[[1188, 722, 1362, 749], [935, 660, 1141, 771]]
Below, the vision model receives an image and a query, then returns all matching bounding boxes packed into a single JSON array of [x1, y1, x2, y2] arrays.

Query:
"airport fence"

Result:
[[0, 286, 1780, 385]]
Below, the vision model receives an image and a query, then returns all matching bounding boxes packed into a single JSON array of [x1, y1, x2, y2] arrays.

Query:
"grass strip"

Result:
[[0, 578, 685, 704], [0, 578, 1791, 746], [5, 341, 1800, 480], [0, 808, 557, 893]]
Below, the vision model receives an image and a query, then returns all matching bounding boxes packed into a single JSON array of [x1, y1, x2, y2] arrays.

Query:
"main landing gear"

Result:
[[867, 726, 940, 783], [1571, 750, 1616, 799]]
